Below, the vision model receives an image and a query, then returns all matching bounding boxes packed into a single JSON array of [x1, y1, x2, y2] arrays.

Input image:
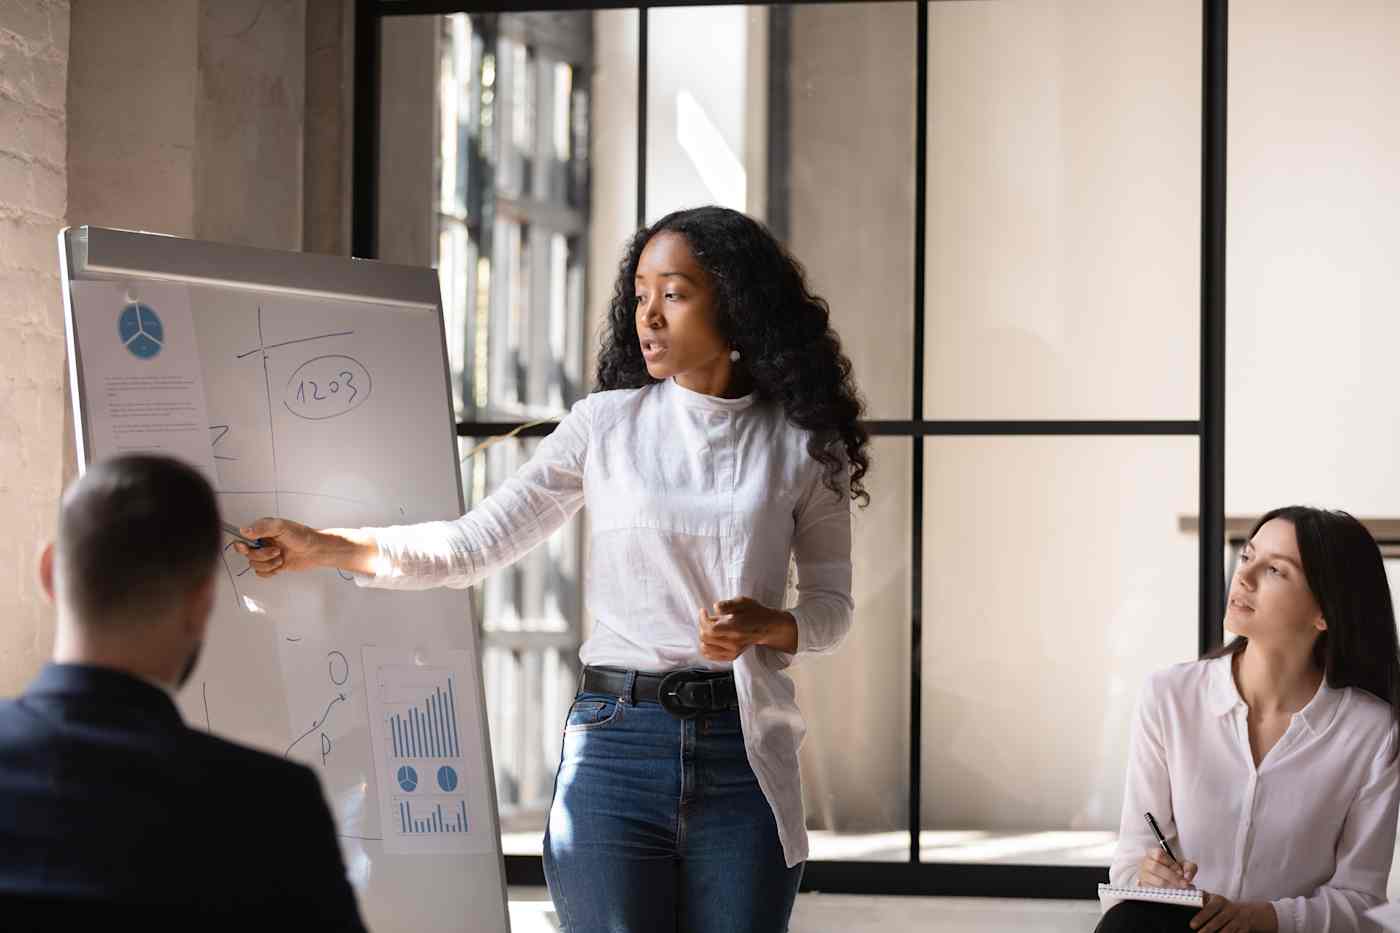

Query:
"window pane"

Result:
[[920, 436, 1198, 865], [461, 435, 583, 847], [782, 3, 916, 419], [646, 3, 917, 419], [795, 438, 912, 861], [382, 12, 607, 424], [1225, 7, 1400, 810], [645, 6, 757, 219], [1226, 2, 1400, 519], [924, 1, 1201, 420]]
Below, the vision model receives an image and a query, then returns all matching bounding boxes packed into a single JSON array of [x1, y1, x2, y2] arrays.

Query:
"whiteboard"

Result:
[[58, 226, 510, 933]]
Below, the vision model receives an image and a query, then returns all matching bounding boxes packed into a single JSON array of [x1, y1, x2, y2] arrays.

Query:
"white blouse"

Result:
[[355, 377, 855, 867], [1109, 656, 1400, 932]]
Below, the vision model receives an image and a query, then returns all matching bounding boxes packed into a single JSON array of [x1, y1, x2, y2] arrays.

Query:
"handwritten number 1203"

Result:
[[296, 371, 357, 404], [284, 355, 371, 421]]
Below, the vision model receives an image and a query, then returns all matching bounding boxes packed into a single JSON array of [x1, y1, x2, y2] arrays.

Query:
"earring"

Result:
[[729, 348, 741, 363]]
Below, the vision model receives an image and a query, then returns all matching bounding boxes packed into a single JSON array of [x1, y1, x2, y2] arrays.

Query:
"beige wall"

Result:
[[0, 0, 346, 698], [0, 0, 69, 696], [584, 8, 639, 385], [195, 1, 306, 250], [305, 0, 354, 257], [68, 0, 324, 248], [376, 15, 436, 268], [67, 0, 197, 236]]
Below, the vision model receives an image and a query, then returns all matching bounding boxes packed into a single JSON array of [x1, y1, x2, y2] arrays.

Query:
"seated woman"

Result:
[[1098, 507, 1400, 933]]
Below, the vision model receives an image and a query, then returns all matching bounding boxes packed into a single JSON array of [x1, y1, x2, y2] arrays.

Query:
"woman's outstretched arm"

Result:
[[238, 396, 592, 589]]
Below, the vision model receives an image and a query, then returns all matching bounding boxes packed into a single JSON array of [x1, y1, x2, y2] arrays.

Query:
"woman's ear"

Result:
[[1314, 612, 1328, 634]]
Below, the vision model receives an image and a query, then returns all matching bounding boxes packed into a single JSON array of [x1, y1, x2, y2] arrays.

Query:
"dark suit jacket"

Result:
[[0, 663, 368, 931]]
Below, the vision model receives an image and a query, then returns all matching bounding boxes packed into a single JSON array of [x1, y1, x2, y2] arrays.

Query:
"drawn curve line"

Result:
[[285, 693, 347, 758]]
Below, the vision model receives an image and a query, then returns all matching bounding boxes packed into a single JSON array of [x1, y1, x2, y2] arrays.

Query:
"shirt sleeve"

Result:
[[1109, 672, 1178, 890], [787, 456, 854, 656], [1269, 725, 1399, 933], [354, 396, 590, 590]]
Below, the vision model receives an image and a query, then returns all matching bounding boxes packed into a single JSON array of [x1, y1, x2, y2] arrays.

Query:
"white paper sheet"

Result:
[[362, 646, 494, 856], [70, 281, 218, 483]]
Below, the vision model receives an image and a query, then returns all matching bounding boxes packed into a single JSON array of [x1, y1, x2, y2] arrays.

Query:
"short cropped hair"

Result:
[[57, 455, 221, 625]]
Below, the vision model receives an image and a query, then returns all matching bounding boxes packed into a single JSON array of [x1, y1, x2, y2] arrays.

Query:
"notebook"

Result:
[[1098, 884, 1205, 908]]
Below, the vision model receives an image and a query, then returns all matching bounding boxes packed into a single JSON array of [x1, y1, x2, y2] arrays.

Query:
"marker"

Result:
[[1144, 811, 1180, 866], [221, 521, 266, 550]]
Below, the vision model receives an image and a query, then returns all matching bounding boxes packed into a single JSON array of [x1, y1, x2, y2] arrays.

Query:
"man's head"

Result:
[[39, 455, 221, 690]]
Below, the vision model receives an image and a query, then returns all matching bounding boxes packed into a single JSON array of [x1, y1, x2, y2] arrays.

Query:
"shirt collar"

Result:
[[1207, 654, 1245, 717], [1205, 652, 1342, 733], [26, 662, 184, 726], [665, 376, 757, 412], [1296, 676, 1343, 734]]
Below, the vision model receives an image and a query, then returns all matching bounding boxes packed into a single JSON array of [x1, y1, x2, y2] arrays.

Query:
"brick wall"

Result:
[[0, 0, 69, 694]]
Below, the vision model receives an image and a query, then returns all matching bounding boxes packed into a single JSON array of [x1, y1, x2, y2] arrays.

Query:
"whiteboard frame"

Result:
[[58, 224, 512, 932]]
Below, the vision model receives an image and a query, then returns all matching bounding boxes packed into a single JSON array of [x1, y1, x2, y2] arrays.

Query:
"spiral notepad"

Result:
[[1098, 884, 1205, 908]]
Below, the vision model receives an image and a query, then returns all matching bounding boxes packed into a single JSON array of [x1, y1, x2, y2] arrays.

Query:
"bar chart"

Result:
[[365, 647, 484, 855], [387, 677, 461, 760], [399, 799, 469, 834]]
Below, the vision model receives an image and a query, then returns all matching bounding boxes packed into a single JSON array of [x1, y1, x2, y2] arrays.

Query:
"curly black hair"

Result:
[[596, 206, 870, 506]]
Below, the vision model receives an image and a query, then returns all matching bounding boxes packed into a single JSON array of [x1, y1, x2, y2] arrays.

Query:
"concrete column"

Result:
[[0, 0, 70, 695]]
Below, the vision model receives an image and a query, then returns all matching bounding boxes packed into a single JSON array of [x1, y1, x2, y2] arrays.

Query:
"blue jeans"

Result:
[[543, 687, 804, 933]]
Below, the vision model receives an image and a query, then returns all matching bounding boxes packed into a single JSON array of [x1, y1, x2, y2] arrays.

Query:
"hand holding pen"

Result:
[[1138, 811, 1198, 889]]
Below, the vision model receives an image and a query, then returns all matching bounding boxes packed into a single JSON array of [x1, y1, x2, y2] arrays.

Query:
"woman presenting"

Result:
[[237, 206, 870, 933]]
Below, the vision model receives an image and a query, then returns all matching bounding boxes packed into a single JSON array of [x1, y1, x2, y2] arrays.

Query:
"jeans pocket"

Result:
[[563, 696, 624, 733]]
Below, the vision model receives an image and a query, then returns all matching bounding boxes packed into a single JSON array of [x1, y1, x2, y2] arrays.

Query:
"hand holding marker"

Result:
[[222, 521, 265, 550]]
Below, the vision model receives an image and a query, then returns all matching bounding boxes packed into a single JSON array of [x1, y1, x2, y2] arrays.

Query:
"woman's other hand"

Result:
[[1190, 893, 1277, 932], [698, 597, 799, 661]]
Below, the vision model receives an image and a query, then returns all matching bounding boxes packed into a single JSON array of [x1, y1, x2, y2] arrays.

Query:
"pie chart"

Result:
[[397, 765, 418, 792], [118, 303, 164, 359], [437, 765, 458, 792]]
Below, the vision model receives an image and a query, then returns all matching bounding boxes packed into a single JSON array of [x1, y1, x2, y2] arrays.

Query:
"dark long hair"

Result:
[[595, 206, 870, 506], [1209, 506, 1400, 728]]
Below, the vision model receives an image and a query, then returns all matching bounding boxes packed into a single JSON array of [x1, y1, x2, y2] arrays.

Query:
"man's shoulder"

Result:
[[181, 728, 321, 790]]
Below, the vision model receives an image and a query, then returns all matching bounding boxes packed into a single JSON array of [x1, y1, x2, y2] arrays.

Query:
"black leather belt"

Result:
[[580, 665, 738, 719]]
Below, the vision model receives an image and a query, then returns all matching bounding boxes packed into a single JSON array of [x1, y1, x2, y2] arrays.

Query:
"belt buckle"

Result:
[[658, 670, 704, 719]]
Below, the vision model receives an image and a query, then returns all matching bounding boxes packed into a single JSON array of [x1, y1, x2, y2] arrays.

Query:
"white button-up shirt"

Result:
[[1109, 656, 1399, 932], [356, 377, 855, 867]]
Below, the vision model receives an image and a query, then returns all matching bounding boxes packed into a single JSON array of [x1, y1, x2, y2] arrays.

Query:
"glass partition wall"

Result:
[[356, 0, 1230, 898]]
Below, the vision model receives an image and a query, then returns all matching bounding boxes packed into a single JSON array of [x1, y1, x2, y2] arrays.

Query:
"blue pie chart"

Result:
[[118, 303, 164, 359], [437, 765, 458, 792], [396, 765, 418, 792]]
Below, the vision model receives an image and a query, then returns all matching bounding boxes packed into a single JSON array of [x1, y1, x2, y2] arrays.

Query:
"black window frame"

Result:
[[353, 0, 1229, 899]]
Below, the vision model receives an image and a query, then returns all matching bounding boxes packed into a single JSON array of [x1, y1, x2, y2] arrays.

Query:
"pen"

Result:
[[1144, 811, 1180, 866], [221, 521, 266, 550]]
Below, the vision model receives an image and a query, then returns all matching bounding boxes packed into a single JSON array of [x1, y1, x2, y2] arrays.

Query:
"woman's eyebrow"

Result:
[[1247, 545, 1302, 569], [635, 271, 698, 283]]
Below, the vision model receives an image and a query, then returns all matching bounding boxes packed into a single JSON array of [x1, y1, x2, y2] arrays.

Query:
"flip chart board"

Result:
[[59, 226, 510, 933]]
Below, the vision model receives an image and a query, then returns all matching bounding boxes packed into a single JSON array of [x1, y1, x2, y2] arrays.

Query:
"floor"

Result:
[[507, 887, 1104, 933], [501, 829, 1118, 866], [499, 829, 1114, 931]]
